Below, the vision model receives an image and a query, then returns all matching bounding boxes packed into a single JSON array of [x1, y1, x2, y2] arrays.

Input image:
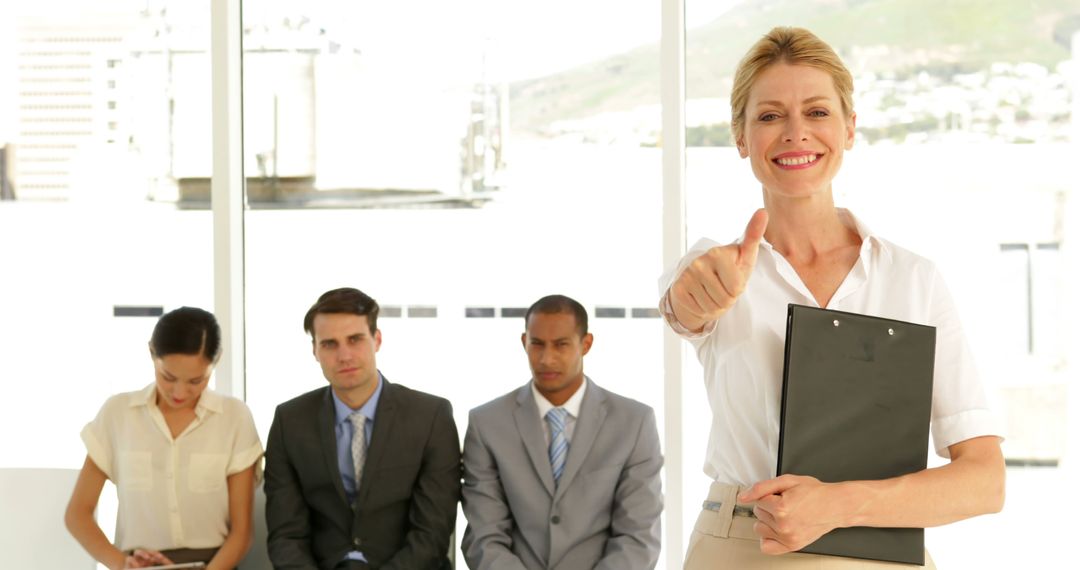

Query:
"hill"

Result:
[[509, 0, 1080, 134]]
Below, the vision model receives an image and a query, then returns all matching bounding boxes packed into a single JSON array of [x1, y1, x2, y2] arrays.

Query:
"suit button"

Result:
[[353, 537, 362, 547], [551, 515, 561, 525]]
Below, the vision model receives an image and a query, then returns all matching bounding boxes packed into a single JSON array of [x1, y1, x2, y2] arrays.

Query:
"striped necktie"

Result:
[[348, 412, 368, 488], [546, 407, 569, 485]]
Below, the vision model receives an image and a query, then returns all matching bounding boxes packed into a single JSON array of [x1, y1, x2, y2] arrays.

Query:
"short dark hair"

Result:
[[524, 294, 588, 337], [303, 287, 380, 338], [150, 306, 222, 362]]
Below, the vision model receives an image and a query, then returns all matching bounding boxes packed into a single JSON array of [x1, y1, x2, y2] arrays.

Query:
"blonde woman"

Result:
[[659, 27, 1004, 569]]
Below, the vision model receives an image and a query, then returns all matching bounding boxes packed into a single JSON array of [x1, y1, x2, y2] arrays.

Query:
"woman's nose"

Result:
[[783, 116, 809, 142]]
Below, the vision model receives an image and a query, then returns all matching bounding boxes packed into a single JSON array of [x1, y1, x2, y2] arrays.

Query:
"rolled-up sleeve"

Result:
[[226, 400, 265, 481], [80, 396, 119, 479]]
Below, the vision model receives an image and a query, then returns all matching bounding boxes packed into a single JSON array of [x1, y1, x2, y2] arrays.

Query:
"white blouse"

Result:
[[81, 384, 263, 552], [659, 209, 1003, 487]]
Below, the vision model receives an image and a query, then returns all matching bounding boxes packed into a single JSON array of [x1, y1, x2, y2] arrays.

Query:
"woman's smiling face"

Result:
[[737, 63, 856, 201]]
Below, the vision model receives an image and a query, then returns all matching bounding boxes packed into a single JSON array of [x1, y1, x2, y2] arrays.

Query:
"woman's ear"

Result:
[[845, 112, 857, 150]]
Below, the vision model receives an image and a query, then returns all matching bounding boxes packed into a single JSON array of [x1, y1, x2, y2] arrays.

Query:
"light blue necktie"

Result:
[[546, 407, 569, 485]]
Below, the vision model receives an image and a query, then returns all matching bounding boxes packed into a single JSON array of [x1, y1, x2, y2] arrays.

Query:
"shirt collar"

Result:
[[531, 377, 587, 421], [839, 208, 890, 264], [196, 388, 224, 414], [131, 383, 157, 407], [754, 208, 890, 265], [333, 373, 384, 425], [129, 382, 224, 417]]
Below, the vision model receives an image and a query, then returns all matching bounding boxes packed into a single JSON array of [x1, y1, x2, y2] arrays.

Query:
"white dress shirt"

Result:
[[659, 209, 1003, 487], [81, 384, 264, 552], [532, 378, 587, 447]]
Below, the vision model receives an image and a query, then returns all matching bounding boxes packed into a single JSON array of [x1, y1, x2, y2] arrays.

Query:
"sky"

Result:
[[255, 0, 743, 83], [0, 0, 743, 143], [3, 0, 744, 92]]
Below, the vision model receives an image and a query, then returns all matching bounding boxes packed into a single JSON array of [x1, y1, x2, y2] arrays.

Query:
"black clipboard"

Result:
[[777, 304, 935, 565]]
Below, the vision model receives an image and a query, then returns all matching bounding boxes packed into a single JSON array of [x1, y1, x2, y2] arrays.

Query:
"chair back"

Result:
[[0, 468, 96, 569]]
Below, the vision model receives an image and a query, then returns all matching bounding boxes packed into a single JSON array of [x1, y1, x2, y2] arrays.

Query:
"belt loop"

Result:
[[694, 482, 739, 538]]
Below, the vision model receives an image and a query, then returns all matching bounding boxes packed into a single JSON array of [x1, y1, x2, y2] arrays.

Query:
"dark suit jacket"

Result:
[[264, 377, 461, 570]]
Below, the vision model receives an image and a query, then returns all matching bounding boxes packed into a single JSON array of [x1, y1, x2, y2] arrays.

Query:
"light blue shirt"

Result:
[[331, 372, 384, 563]]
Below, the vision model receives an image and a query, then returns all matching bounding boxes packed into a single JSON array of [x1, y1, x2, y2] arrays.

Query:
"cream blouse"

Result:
[[81, 384, 263, 551]]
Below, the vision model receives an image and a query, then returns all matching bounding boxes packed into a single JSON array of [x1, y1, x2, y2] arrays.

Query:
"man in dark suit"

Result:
[[461, 295, 663, 569], [265, 287, 461, 569]]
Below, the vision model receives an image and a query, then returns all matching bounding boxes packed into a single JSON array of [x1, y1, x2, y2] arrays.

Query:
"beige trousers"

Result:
[[684, 482, 936, 569]]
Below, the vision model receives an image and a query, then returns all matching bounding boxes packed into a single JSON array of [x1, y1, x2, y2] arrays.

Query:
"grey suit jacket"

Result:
[[461, 378, 662, 570]]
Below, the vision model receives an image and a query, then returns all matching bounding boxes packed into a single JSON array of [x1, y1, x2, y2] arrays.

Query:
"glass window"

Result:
[[997, 244, 1034, 355], [0, 0, 213, 557], [240, 1, 664, 566]]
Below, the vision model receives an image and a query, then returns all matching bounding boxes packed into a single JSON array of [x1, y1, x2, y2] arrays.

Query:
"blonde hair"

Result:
[[730, 27, 854, 145]]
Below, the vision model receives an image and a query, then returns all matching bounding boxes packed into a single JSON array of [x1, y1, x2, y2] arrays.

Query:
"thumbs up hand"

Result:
[[668, 209, 769, 333]]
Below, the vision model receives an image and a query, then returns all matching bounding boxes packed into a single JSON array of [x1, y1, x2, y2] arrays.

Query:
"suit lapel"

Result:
[[356, 377, 397, 507], [317, 388, 351, 507], [513, 384, 556, 497], [554, 378, 607, 503]]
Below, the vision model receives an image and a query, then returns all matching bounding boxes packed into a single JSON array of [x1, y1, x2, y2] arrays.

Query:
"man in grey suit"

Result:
[[264, 287, 460, 569], [461, 294, 663, 570]]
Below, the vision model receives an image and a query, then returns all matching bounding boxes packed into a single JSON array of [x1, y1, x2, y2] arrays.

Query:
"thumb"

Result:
[[739, 208, 769, 268]]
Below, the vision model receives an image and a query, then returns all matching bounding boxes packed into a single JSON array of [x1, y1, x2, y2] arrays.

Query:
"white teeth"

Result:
[[775, 154, 818, 166]]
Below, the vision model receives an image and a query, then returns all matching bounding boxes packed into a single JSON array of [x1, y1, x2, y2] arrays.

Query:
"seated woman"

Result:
[[65, 307, 263, 569]]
